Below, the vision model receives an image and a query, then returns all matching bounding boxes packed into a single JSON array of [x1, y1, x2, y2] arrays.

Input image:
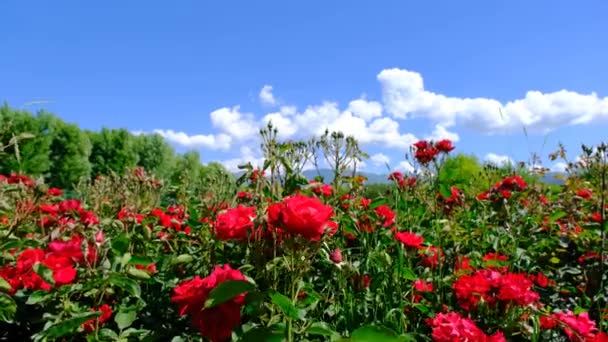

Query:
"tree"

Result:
[[0, 105, 52, 176], [88, 128, 138, 177], [133, 133, 175, 179], [438, 153, 489, 193], [47, 120, 92, 188]]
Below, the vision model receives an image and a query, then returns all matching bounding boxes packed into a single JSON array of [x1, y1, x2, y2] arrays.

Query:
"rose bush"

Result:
[[0, 136, 606, 341]]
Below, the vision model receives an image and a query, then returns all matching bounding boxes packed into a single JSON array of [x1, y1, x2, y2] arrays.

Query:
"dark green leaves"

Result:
[[204, 280, 255, 308], [238, 327, 285, 342], [33, 262, 55, 286], [269, 291, 304, 320], [109, 273, 141, 297], [349, 325, 413, 342], [306, 322, 339, 339], [42, 311, 101, 339], [0, 293, 16, 322], [0, 276, 11, 292], [114, 307, 137, 330]]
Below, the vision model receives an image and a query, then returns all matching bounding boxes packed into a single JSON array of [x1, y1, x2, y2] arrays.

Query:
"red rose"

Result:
[[330, 248, 342, 264], [394, 231, 424, 249], [42, 255, 77, 286], [553, 311, 597, 342], [214, 205, 257, 241], [275, 194, 335, 241], [435, 139, 455, 153], [374, 205, 396, 227], [47, 188, 63, 197], [172, 265, 247, 342], [82, 304, 113, 333]]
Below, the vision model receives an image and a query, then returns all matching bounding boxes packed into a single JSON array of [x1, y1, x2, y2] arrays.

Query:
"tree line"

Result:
[[0, 103, 233, 190]]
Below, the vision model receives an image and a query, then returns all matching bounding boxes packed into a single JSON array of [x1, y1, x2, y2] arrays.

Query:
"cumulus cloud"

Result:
[[153, 129, 232, 150], [289, 102, 418, 149], [210, 106, 258, 140], [550, 162, 568, 172], [259, 85, 277, 106], [425, 124, 460, 142], [394, 160, 415, 173], [221, 146, 265, 172], [484, 153, 514, 166], [370, 153, 390, 167], [146, 67, 608, 174], [347, 98, 383, 122], [378, 68, 608, 134]]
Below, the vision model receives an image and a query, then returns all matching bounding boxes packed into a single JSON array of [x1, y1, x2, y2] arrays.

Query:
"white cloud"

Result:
[[288, 102, 418, 149], [153, 129, 232, 150], [394, 160, 415, 173], [378, 68, 608, 134], [484, 153, 514, 166], [347, 98, 383, 122], [210, 106, 258, 140], [259, 85, 277, 106], [370, 153, 390, 166], [550, 162, 568, 172], [425, 124, 460, 142], [221, 146, 265, 172]]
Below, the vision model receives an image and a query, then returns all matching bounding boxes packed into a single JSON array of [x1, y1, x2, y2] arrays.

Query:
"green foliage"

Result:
[[48, 120, 92, 188], [0, 103, 235, 192], [133, 133, 176, 179], [437, 153, 488, 191], [88, 128, 138, 177], [0, 104, 53, 176]]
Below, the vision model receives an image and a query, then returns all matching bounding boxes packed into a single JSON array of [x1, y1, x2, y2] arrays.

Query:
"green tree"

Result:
[[438, 153, 489, 192], [133, 133, 175, 179], [0, 105, 52, 176], [170, 150, 203, 187], [47, 120, 92, 188], [88, 128, 138, 176]]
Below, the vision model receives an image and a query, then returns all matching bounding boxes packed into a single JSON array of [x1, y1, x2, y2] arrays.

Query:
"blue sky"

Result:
[[2, 1, 608, 173]]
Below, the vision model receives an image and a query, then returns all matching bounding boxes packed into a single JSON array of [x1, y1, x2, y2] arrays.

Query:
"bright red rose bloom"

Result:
[[375, 205, 396, 227], [435, 139, 455, 153], [276, 194, 335, 241], [214, 205, 257, 241], [82, 304, 113, 333], [394, 231, 424, 249], [172, 265, 247, 342]]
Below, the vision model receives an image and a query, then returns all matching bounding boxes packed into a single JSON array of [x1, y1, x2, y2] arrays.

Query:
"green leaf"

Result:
[[33, 262, 55, 286], [350, 325, 405, 342], [400, 267, 417, 281], [0, 293, 17, 323], [369, 198, 388, 210], [172, 254, 193, 265], [127, 267, 151, 280], [121, 252, 132, 267], [115, 308, 137, 330], [204, 280, 255, 308], [269, 291, 303, 320], [112, 233, 130, 255], [0, 276, 11, 292], [99, 328, 119, 339], [44, 312, 101, 339], [26, 290, 52, 305], [549, 211, 567, 223], [127, 255, 154, 266], [439, 184, 452, 198], [244, 291, 266, 317], [238, 327, 285, 342], [306, 322, 339, 338], [109, 273, 141, 297]]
